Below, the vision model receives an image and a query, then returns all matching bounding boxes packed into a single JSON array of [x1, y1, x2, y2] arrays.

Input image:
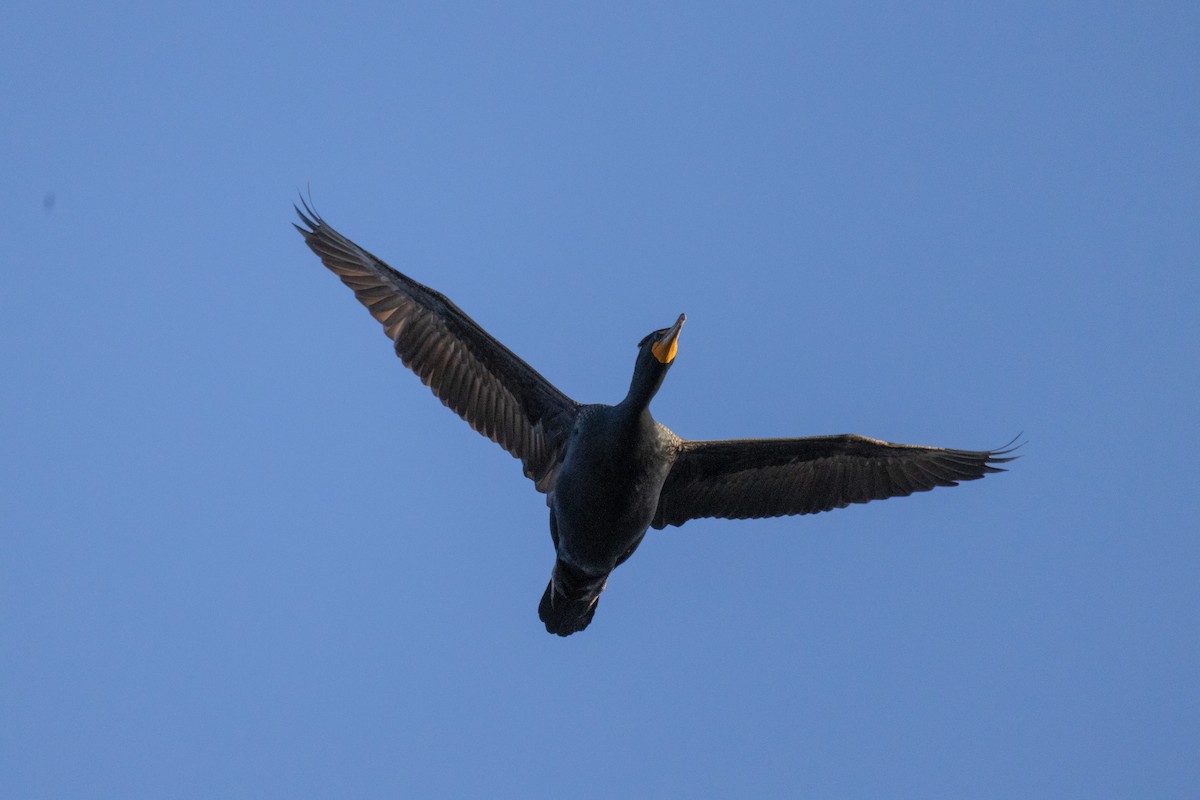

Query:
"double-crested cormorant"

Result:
[[295, 202, 1016, 636]]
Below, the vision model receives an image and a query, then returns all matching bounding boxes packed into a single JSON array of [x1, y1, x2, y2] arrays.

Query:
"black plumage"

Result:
[[295, 202, 1016, 636]]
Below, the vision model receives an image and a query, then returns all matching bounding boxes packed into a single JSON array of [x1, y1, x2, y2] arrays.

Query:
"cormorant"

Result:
[[294, 202, 1016, 636]]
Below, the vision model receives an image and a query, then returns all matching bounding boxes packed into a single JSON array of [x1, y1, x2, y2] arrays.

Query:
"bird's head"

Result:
[[626, 313, 686, 407], [638, 313, 686, 366]]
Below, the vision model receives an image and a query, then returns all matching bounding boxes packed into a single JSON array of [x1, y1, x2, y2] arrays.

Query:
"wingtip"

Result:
[[988, 433, 1025, 462], [293, 189, 323, 233], [974, 436, 1024, 475]]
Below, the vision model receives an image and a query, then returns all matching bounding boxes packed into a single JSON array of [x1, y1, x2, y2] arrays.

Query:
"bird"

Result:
[[294, 201, 1017, 636]]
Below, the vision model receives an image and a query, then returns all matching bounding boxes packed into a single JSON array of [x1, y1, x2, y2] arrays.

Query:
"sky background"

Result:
[[3, 2, 1197, 797]]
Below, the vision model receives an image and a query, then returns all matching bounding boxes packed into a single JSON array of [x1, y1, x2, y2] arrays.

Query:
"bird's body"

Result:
[[295, 202, 1016, 636], [552, 405, 674, 569], [542, 401, 679, 633]]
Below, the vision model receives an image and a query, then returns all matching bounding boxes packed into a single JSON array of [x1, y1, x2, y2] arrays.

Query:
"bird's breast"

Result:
[[550, 412, 673, 569]]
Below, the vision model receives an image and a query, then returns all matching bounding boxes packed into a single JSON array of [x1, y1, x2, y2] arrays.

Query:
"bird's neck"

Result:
[[620, 358, 666, 414]]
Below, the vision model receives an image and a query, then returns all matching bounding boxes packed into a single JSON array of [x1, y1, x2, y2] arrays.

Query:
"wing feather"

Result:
[[652, 434, 1017, 528], [295, 202, 580, 492]]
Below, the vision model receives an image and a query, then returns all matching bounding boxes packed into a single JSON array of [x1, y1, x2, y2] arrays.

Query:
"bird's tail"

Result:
[[538, 559, 610, 637]]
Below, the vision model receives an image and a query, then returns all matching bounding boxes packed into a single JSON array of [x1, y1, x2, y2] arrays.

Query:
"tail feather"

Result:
[[538, 560, 609, 636]]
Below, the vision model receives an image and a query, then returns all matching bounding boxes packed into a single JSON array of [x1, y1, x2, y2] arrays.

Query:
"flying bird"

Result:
[[294, 202, 1016, 636]]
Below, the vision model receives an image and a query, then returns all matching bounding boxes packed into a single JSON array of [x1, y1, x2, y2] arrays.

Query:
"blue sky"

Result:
[[3, 2, 1197, 797]]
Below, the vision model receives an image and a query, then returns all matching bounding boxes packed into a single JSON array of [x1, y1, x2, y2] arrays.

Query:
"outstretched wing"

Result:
[[295, 201, 580, 492], [652, 434, 1017, 528]]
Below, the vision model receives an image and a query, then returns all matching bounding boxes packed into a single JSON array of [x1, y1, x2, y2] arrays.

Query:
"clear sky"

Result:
[[3, 2, 1197, 797]]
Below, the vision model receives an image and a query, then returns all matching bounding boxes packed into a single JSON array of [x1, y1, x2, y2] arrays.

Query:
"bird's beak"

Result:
[[652, 313, 686, 364]]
